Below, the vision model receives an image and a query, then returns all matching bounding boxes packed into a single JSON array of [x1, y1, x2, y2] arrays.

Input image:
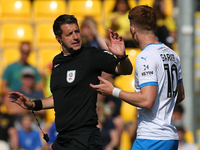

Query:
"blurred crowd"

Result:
[[0, 0, 199, 150]]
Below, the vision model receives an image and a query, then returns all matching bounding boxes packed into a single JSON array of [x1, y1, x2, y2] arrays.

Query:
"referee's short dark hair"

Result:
[[53, 14, 78, 37]]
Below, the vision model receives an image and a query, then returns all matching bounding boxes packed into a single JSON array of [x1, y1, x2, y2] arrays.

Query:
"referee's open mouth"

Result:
[[72, 40, 81, 46]]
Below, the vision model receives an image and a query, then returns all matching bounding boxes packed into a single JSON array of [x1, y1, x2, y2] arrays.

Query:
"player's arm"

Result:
[[176, 82, 185, 105], [90, 76, 157, 109], [9, 92, 54, 110], [118, 85, 157, 109]]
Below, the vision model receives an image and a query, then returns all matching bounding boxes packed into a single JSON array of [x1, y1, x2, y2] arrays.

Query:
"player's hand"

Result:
[[105, 29, 125, 57], [90, 76, 114, 96], [8, 91, 34, 110]]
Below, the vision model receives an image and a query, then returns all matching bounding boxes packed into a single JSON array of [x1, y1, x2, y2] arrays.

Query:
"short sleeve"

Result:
[[90, 48, 118, 74], [135, 54, 158, 89]]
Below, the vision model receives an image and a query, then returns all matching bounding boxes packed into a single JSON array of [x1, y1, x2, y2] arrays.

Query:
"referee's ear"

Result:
[[56, 36, 61, 44]]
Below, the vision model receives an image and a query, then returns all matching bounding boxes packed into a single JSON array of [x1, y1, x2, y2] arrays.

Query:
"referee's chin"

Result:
[[64, 46, 81, 54], [71, 45, 81, 51], [71, 42, 82, 50]]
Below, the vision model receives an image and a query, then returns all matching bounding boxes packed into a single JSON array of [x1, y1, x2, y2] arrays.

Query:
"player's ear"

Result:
[[130, 26, 135, 34]]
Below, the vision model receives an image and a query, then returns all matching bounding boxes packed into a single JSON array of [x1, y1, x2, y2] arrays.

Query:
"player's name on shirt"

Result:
[[160, 54, 175, 62]]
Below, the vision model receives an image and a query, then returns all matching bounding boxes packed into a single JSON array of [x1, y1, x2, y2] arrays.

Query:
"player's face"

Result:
[[60, 23, 82, 52], [132, 35, 139, 47], [130, 26, 139, 47]]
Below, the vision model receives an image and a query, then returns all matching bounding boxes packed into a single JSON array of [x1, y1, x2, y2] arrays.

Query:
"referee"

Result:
[[9, 14, 133, 150]]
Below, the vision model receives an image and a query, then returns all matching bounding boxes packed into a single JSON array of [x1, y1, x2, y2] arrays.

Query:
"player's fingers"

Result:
[[89, 83, 99, 90], [98, 76, 108, 84], [89, 83, 94, 88]]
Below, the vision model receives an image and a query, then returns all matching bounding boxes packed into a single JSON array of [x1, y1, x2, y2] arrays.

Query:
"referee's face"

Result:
[[60, 23, 82, 52]]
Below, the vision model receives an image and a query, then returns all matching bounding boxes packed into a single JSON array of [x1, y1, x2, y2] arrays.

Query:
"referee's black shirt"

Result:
[[50, 46, 119, 133]]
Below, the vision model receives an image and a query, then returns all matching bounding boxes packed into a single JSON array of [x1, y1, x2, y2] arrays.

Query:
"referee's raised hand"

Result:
[[105, 29, 125, 57], [8, 91, 34, 110]]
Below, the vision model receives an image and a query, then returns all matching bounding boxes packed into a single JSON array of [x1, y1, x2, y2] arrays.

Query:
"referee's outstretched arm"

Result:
[[8, 91, 54, 110]]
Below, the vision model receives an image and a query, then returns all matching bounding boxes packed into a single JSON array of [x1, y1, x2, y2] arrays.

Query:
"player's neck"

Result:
[[139, 34, 160, 50]]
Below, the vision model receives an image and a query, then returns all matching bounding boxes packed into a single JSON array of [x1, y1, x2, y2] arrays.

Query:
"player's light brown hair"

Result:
[[128, 5, 157, 32]]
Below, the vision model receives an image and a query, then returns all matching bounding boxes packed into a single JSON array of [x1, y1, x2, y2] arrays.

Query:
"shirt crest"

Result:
[[66, 70, 76, 83]]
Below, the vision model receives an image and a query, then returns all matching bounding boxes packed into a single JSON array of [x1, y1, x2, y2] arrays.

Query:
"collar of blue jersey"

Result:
[[142, 42, 162, 51]]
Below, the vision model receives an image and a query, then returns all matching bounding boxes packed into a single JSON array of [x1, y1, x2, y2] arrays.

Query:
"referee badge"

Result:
[[66, 70, 76, 83]]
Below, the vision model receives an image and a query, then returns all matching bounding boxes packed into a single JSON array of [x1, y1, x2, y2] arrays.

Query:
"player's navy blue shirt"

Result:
[[50, 46, 118, 133]]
